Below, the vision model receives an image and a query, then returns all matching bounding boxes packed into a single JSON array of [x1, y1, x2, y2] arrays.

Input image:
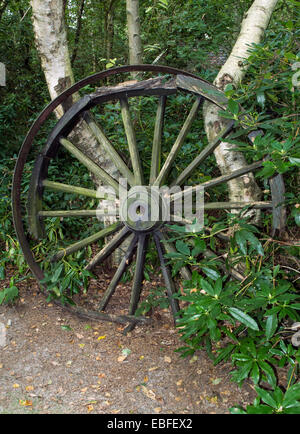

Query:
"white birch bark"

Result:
[[204, 0, 279, 210], [126, 0, 142, 65], [31, 0, 121, 265], [31, 0, 120, 177]]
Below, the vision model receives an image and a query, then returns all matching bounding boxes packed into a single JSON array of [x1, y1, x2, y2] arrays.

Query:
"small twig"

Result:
[[280, 265, 300, 275], [20, 5, 31, 22]]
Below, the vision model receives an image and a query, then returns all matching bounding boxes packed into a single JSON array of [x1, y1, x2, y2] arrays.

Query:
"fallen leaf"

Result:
[[154, 407, 162, 413], [117, 355, 127, 362], [25, 385, 34, 392], [210, 378, 222, 385], [87, 404, 94, 413], [76, 333, 84, 339], [61, 325, 72, 331], [139, 356, 144, 360], [13, 383, 20, 388], [206, 396, 218, 404], [78, 344, 85, 348], [164, 356, 171, 364], [176, 379, 183, 386], [143, 376, 148, 383], [19, 400, 32, 407], [97, 335, 106, 340], [141, 385, 156, 401], [122, 348, 131, 356]]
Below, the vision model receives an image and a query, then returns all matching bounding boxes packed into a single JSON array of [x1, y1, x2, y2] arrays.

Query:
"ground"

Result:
[[0, 276, 257, 415]]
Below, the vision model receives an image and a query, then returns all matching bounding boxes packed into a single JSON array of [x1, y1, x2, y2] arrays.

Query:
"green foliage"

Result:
[[40, 255, 95, 304], [231, 384, 300, 414], [0, 0, 299, 415]]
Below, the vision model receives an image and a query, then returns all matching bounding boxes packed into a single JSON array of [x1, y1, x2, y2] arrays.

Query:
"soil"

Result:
[[0, 275, 256, 415]]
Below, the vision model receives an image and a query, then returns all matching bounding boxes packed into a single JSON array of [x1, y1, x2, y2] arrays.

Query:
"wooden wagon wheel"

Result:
[[12, 65, 285, 331]]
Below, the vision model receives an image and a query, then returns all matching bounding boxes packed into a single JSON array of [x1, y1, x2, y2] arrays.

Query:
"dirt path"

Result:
[[0, 284, 254, 414]]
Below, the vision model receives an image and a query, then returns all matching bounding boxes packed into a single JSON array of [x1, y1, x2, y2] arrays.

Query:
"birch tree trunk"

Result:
[[126, 0, 142, 66], [203, 0, 279, 216], [31, 0, 120, 177], [31, 0, 121, 265]]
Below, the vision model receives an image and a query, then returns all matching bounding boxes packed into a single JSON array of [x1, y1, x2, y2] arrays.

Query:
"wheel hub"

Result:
[[120, 186, 166, 232]]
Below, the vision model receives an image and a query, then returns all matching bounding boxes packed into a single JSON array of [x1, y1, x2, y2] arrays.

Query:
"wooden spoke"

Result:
[[203, 201, 273, 210], [60, 138, 125, 196], [170, 160, 263, 203], [85, 226, 131, 271], [83, 112, 136, 187], [42, 180, 115, 200], [153, 231, 180, 322], [128, 233, 148, 315], [149, 95, 167, 185], [98, 234, 138, 312], [119, 97, 143, 185], [170, 121, 234, 187], [50, 222, 122, 262], [38, 209, 118, 218], [154, 96, 203, 187], [157, 231, 192, 282]]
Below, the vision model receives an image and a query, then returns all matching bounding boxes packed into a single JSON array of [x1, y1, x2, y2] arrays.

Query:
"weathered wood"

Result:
[[38, 209, 113, 217], [269, 173, 286, 236], [27, 154, 48, 239], [128, 233, 148, 315], [60, 138, 124, 196], [154, 96, 203, 187], [176, 74, 228, 109], [42, 180, 103, 199], [171, 121, 234, 187], [61, 302, 152, 325], [98, 234, 138, 311], [85, 226, 130, 270], [204, 201, 272, 210], [119, 96, 143, 185], [93, 76, 176, 99], [170, 160, 263, 202], [154, 231, 180, 323], [150, 95, 166, 185], [51, 222, 122, 262], [82, 111, 136, 187]]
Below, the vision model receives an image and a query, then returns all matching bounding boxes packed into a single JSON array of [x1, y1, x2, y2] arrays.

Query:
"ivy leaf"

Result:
[[228, 307, 259, 331]]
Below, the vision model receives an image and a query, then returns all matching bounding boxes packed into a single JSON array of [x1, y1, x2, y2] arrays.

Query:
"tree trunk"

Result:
[[31, 0, 125, 266], [126, 0, 142, 66], [104, 0, 118, 61], [203, 0, 279, 218], [71, 0, 86, 66]]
